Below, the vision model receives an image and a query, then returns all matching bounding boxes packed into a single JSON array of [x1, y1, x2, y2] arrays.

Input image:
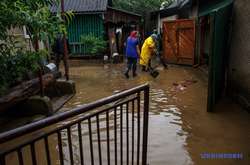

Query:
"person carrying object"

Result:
[[124, 31, 140, 79]]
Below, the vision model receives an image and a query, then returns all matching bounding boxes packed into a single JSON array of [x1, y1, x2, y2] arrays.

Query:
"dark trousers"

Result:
[[142, 56, 167, 72], [159, 56, 168, 68], [55, 53, 67, 71], [125, 57, 137, 75], [157, 52, 168, 68]]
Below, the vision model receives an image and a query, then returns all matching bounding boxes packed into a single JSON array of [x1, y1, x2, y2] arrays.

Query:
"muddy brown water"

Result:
[[2, 61, 250, 165], [61, 61, 250, 165]]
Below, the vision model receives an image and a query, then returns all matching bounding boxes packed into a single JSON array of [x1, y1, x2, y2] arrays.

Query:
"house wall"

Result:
[[190, 5, 198, 18], [157, 15, 178, 33], [7, 27, 47, 51], [8, 27, 34, 51], [228, 0, 250, 107], [67, 14, 104, 55]]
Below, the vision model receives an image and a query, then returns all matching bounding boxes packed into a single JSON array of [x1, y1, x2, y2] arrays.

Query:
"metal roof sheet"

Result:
[[51, 0, 108, 13]]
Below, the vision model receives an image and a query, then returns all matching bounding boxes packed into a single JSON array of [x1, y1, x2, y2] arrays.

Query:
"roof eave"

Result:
[[107, 7, 142, 17], [73, 11, 105, 14]]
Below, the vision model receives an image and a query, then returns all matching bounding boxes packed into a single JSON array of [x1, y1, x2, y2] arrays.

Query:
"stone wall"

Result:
[[228, 0, 250, 109]]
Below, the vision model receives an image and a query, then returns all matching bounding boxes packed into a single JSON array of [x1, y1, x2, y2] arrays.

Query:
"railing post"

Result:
[[0, 84, 150, 165], [142, 85, 150, 165]]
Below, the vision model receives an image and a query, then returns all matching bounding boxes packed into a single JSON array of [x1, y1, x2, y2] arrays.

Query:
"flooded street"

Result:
[[60, 60, 250, 165], [1, 0, 249, 164], [1, 60, 249, 165]]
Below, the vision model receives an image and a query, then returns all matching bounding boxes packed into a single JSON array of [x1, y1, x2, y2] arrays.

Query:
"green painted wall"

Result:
[[205, 2, 233, 111], [67, 14, 104, 55]]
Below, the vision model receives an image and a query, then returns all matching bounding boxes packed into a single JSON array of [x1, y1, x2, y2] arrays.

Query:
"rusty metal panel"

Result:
[[163, 19, 195, 65]]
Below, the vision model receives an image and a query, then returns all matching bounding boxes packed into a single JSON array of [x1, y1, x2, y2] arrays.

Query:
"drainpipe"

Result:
[[61, 0, 69, 81]]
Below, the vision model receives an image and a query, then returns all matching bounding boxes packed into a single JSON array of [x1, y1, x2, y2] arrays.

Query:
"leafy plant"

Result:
[[81, 34, 107, 55], [0, 0, 74, 96], [0, 42, 47, 96], [0, 0, 74, 46]]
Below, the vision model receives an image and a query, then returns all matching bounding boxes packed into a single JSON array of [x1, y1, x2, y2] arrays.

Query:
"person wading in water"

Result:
[[124, 31, 140, 79], [140, 34, 158, 71]]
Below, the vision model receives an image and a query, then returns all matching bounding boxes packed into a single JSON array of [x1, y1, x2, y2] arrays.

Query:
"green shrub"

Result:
[[0, 43, 47, 96], [0, 0, 73, 96], [81, 34, 107, 55]]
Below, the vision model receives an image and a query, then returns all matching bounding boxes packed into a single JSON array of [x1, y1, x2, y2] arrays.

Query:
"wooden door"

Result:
[[163, 19, 195, 65]]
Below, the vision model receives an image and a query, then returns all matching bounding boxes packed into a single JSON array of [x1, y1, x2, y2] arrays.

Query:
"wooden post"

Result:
[[61, 0, 70, 81], [35, 37, 45, 97]]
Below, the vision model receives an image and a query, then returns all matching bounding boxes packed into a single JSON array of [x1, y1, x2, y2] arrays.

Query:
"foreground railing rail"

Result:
[[0, 83, 150, 165]]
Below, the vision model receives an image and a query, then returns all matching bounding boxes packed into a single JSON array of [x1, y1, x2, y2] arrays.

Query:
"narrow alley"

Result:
[[59, 61, 250, 165]]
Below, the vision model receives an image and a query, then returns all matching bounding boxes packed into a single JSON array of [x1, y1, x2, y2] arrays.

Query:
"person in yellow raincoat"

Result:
[[140, 34, 158, 71]]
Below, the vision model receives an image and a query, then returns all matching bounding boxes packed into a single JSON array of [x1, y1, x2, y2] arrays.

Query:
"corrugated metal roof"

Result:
[[51, 0, 108, 13], [107, 7, 142, 17]]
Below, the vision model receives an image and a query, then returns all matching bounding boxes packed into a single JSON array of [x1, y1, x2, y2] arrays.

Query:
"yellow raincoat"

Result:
[[140, 36, 156, 66]]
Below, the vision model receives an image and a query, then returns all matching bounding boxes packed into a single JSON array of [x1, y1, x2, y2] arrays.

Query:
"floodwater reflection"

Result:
[[62, 62, 249, 165], [60, 63, 195, 165], [3, 61, 250, 165]]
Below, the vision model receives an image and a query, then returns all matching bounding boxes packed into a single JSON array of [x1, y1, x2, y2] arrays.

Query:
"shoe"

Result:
[[124, 72, 129, 79]]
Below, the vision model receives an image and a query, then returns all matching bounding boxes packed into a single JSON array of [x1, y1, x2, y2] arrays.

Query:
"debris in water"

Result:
[[172, 79, 198, 92], [113, 90, 120, 94]]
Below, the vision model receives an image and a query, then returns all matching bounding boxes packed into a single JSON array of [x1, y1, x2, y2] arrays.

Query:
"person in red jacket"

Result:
[[124, 31, 141, 78]]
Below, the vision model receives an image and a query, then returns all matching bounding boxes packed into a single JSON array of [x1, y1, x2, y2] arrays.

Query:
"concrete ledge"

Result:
[[17, 96, 53, 116], [56, 80, 76, 95], [3, 80, 76, 118]]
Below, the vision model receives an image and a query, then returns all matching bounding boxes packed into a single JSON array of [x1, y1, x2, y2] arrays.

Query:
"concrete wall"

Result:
[[8, 27, 34, 51], [229, 0, 250, 106], [8, 26, 46, 51], [190, 5, 198, 18]]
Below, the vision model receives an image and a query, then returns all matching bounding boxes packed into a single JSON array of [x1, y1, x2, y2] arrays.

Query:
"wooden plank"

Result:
[[163, 22, 178, 64], [163, 19, 195, 65]]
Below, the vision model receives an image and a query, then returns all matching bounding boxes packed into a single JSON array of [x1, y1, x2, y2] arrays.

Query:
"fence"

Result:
[[0, 84, 150, 165]]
